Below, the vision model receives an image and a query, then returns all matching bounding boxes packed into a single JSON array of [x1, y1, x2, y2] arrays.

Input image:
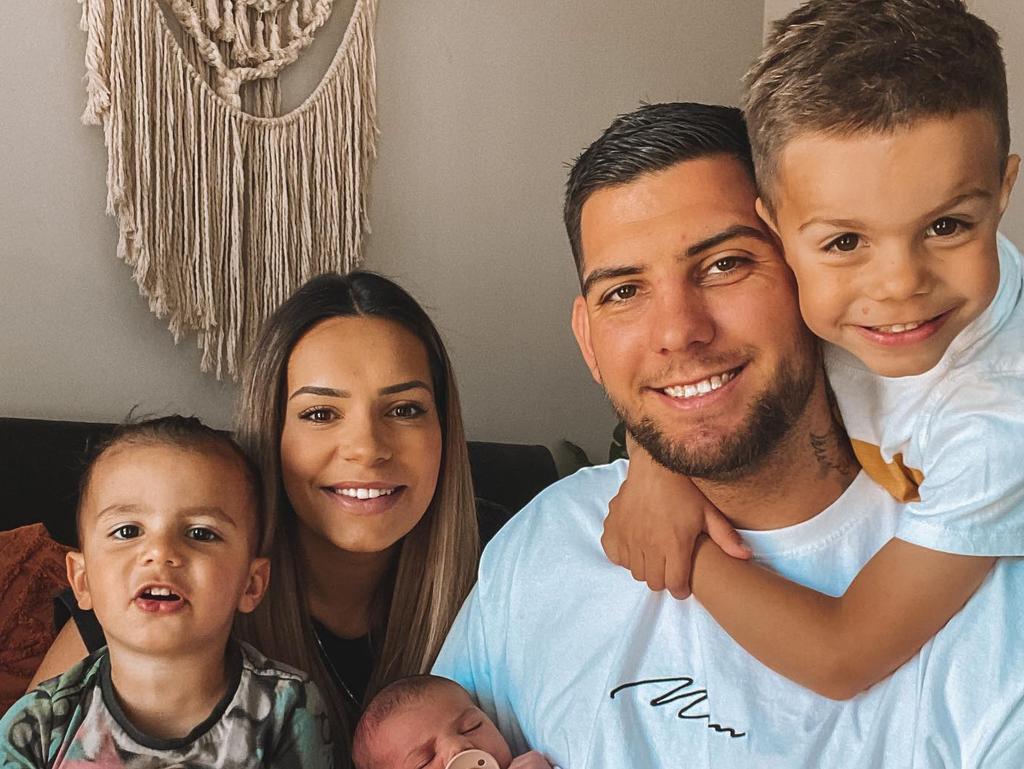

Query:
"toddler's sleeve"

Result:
[[270, 680, 334, 769], [897, 371, 1024, 555], [0, 691, 54, 769]]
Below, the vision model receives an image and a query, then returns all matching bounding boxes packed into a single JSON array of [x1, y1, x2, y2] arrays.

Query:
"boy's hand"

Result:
[[508, 752, 555, 769], [602, 437, 751, 599]]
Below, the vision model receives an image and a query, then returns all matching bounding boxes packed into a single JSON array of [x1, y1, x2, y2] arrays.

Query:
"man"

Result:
[[433, 104, 1024, 767]]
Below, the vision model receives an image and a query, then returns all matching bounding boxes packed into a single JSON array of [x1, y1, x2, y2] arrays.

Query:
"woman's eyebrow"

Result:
[[379, 380, 431, 396], [288, 385, 350, 400]]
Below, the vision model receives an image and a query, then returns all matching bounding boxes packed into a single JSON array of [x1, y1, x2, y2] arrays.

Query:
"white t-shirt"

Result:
[[434, 461, 1024, 768], [825, 233, 1024, 555]]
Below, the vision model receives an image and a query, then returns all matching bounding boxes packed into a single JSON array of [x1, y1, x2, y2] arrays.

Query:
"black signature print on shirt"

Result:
[[610, 676, 747, 739]]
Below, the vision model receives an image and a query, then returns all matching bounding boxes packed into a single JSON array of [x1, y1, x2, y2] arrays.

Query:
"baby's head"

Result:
[[68, 415, 269, 658], [353, 675, 513, 769], [744, 0, 1018, 377]]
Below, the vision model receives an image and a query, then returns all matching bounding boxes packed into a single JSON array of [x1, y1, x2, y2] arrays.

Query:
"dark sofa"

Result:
[[0, 417, 560, 546]]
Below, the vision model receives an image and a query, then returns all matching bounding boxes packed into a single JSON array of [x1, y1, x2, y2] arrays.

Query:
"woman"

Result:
[[32, 272, 481, 763]]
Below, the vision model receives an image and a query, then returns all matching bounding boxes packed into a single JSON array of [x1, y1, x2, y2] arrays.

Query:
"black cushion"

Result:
[[0, 418, 558, 547]]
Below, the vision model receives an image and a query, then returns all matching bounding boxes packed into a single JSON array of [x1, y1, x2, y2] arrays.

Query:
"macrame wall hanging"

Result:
[[78, 0, 379, 377]]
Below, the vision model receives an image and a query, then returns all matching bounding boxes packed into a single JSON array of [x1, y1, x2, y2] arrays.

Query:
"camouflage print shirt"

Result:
[[0, 642, 332, 769]]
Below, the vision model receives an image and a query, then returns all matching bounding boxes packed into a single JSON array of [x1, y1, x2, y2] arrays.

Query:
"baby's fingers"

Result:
[[705, 507, 752, 560], [509, 752, 555, 769]]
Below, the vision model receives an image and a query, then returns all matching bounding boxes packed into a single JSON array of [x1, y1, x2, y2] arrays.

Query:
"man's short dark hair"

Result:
[[744, 0, 1010, 210], [563, 102, 755, 278]]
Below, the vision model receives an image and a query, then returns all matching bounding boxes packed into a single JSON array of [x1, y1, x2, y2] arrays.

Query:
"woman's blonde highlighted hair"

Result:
[[233, 272, 478, 765]]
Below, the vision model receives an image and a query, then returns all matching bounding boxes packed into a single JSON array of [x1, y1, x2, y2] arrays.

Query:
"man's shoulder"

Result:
[[483, 461, 627, 553]]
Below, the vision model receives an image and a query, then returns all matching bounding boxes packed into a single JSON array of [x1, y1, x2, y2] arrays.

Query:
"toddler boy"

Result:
[[0, 416, 332, 767]]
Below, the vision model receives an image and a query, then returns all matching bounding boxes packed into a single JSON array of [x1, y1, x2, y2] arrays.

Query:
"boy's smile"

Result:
[[67, 443, 268, 658], [764, 111, 1019, 377]]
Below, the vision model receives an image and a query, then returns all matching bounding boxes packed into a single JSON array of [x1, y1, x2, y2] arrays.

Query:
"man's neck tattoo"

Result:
[[809, 424, 857, 481]]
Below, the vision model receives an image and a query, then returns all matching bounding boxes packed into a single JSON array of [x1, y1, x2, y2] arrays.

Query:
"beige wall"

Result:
[[0, 2, 763, 466], [761, 0, 1024, 246]]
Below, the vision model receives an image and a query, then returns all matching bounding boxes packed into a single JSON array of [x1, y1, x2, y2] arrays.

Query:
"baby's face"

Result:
[[68, 443, 268, 658], [765, 111, 1017, 377], [371, 684, 513, 769]]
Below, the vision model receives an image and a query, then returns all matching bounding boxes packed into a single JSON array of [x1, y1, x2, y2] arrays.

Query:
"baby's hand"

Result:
[[508, 751, 554, 769], [602, 438, 751, 599]]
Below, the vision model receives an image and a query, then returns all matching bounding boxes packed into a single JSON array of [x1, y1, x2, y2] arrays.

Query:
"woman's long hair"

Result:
[[234, 272, 479, 763]]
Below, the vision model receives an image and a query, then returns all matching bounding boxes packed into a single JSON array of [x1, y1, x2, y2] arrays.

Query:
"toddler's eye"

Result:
[[460, 720, 483, 734], [826, 233, 860, 253], [112, 525, 141, 540], [925, 217, 963, 237], [187, 527, 218, 542]]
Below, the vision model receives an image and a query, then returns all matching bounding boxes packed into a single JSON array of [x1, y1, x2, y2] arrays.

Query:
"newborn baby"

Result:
[[352, 675, 553, 769]]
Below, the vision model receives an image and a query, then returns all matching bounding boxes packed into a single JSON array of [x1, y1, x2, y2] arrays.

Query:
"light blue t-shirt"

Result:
[[435, 461, 1024, 768]]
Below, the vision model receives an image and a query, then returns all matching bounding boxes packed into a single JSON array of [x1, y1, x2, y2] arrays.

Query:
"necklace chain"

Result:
[[313, 628, 364, 713]]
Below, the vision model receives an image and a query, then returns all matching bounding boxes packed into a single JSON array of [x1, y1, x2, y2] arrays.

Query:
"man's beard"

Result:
[[614, 354, 817, 482]]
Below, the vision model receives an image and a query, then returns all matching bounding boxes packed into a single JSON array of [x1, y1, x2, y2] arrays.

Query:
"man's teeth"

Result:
[[336, 487, 396, 499], [662, 371, 734, 399], [872, 320, 924, 333]]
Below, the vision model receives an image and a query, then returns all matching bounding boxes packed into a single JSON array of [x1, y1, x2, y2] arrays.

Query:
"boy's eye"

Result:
[[112, 525, 141, 540], [825, 233, 860, 253], [389, 403, 426, 419], [459, 720, 483, 734], [299, 406, 336, 423], [187, 527, 218, 542], [602, 284, 637, 304], [925, 217, 964, 237]]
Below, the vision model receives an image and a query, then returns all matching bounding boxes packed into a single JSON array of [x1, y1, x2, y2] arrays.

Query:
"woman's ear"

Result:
[[237, 557, 271, 614]]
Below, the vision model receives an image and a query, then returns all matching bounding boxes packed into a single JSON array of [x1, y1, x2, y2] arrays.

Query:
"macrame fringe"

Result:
[[80, 0, 378, 378]]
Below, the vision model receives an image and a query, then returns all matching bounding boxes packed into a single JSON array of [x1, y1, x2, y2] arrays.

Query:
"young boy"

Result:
[[351, 675, 553, 769], [603, 0, 1024, 698], [0, 416, 332, 767]]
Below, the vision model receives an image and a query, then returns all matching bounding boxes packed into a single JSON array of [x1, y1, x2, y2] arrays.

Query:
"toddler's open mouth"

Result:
[[133, 584, 188, 613]]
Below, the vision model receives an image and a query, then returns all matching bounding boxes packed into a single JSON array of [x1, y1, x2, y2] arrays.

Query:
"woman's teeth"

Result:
[[871, 320, 924, 333], [662, 371, 735, 399], [335, 487, 396, 499]]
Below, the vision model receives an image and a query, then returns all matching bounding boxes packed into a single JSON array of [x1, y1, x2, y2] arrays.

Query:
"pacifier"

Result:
[[444, 749, 500, 769]]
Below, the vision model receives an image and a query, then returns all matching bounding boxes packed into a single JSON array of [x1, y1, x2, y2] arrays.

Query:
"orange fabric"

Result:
[[850, 439, 925, 503], [0, 524, 71, 713]]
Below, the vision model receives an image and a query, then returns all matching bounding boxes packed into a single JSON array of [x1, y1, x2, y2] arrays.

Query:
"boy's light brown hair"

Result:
[[744, 0, 1010, 211]]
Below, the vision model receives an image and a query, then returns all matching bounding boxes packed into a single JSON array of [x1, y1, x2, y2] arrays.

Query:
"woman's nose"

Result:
[[337, 415, 393, 466]]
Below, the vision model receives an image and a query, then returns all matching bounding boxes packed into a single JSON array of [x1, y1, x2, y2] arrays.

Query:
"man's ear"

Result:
[[237, 557, 271, 614], [571, 295, 602, 386], [998, 154, 1020, 215], [66, 551, 92, 611], [755, 197, 781, 237]]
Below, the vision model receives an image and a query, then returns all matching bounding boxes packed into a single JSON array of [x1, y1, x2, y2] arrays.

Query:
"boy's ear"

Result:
[[998, 155, 1020, 215], [66, 551, 93, 611], [571, 295, 603, 386], [237, 557, 271, 614], [755, 197, 781, 237]]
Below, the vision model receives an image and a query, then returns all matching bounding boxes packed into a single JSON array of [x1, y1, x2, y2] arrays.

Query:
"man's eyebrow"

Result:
[[379, 380, 432, 396], [685, 225, 772, 257], [289, 385, 349, 400], [581, 265, 644, 298]]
